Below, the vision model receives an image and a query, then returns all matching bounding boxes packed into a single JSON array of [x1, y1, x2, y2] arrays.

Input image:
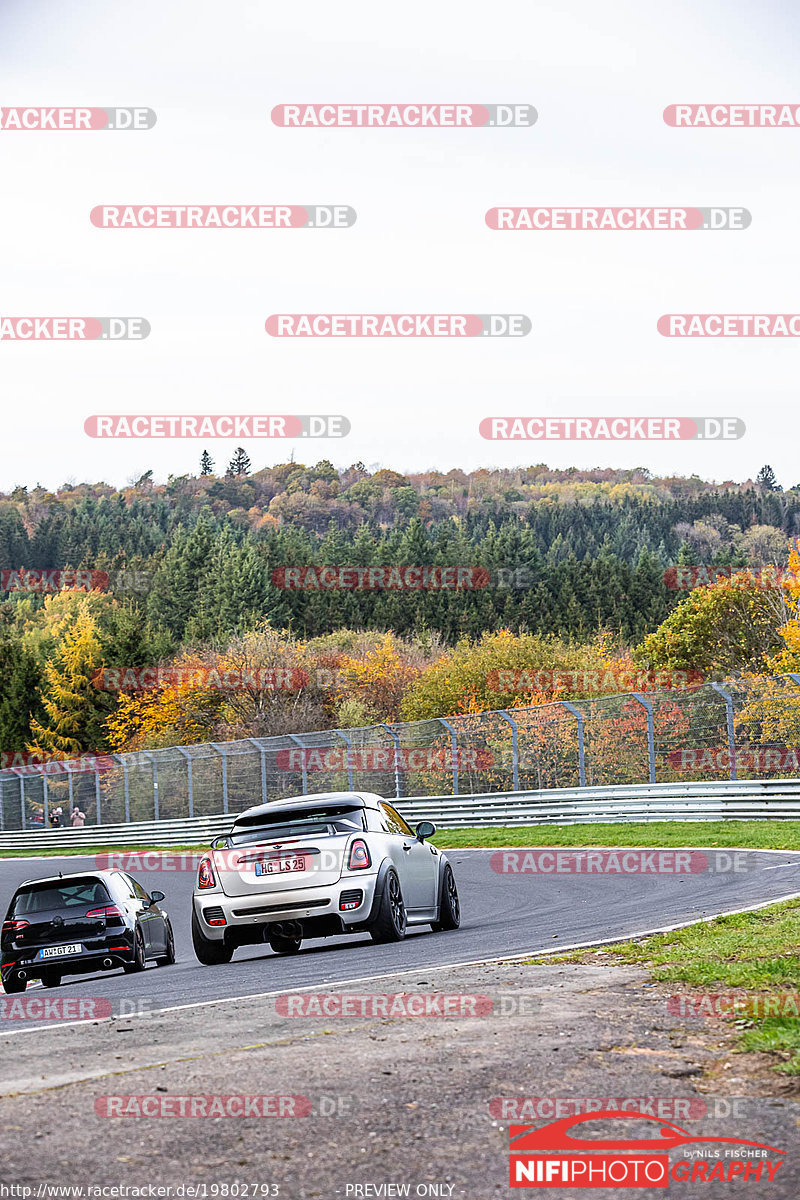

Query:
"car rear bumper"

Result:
[[193, 874, 380, 940], [2, 934, 136, 980]]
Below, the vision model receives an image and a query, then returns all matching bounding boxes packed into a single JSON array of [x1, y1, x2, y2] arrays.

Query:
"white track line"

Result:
[[4, 888, 800, 1038]]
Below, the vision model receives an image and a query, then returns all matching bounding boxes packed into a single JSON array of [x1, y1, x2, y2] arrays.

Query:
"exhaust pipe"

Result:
[[18, 970, 26, 981], [102, 958, 113, 968]]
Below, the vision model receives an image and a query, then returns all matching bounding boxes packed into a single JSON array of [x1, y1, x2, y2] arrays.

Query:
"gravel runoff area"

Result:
[[0, 957, 797, 1199]]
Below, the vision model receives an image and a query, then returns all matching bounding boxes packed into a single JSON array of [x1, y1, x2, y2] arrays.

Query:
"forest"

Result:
[[0, 457, 797, 759]]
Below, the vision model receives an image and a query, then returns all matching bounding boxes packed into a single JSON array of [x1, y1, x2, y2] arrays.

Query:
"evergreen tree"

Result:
[[0, 635, 42, 752], [756, 464, 780, 492], [226, 447, 252, 478], [200, 450, 214, 476], [27, 609, 109, 756]]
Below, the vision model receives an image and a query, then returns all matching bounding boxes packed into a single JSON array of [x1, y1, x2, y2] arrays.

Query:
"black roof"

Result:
[[232, 792, 368, 828]]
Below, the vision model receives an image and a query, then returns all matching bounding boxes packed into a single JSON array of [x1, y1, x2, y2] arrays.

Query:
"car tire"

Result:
[[157, 920, 176, 966], [191, 911, 233, 965], [40, 970, 62, 988], [2, 974, 26, 994], [122, 926, 147, 973], [369, 869, 407, 943], [431, 863, 461, 931], [268, 933, 302, 955]]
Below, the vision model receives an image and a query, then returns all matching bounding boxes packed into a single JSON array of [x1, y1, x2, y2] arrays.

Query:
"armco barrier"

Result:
[[3, 777, 800, 851]]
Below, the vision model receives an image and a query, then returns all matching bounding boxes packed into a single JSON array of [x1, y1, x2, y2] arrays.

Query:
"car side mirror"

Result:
[[415, 821, 437, 842], [149, 890, 165, 904]]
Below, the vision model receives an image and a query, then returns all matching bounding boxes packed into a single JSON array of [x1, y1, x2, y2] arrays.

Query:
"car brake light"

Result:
[[109, 944, 129, 951], [348, 839, 371, 870], [198, 857, 216, 889], [2, 920, 29, 934], [85, 905, 124, 919]]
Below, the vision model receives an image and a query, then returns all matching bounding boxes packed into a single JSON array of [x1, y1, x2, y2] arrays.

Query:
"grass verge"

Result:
[[3, 820, 800, 857], [526, 898, 800, 1074]]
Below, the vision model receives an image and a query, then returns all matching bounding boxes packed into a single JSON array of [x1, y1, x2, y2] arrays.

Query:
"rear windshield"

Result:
[[12, 877, 111, 916], [228, 807, 364, 846]]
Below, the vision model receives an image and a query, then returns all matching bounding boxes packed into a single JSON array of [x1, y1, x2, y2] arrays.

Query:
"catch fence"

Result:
[[4, 675, 800, 829]]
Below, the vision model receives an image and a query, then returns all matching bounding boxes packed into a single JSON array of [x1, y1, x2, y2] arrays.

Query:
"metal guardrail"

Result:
[[3, 777, 800, 851]]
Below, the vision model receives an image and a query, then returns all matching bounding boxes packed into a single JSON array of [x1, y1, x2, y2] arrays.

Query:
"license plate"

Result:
[[37, 943, 82, 959], [255, 857, 307, 876]]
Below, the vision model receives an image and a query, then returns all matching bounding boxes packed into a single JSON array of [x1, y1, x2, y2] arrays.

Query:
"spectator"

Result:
[[71, 806, 86, 828], [50, 807, 63, 827]]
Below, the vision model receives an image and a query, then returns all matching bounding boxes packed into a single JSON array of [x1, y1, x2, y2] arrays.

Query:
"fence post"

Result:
[[561, 702, 587, 787], [380, 723, 402, 799], [632, 693, 656, 784], [247, 739, 266, 805], [144, 752, 160, 820], [710, 682, 737, 781], [67, 768, 74, 813], [211, 744, 229, 814], [0, 778, 4, 831], [496, 710, 519, 792], [43, 775, 49, 828], [122, 759, 131, 822], [95, 764, 102, 826], [287, 734, 309, 795], [19, 774, 25, 829], [335, 731, 355, 790], [437, 718, 459, 796]]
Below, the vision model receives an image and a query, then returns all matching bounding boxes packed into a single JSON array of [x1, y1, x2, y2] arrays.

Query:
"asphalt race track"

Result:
[[3, 846, 800, 1030]]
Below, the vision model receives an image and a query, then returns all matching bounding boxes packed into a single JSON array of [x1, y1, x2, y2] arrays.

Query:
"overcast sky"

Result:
[[1, 0, 799, 490]]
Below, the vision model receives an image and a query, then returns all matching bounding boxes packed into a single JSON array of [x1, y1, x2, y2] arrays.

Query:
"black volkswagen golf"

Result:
[[1, 869, 175, 993]]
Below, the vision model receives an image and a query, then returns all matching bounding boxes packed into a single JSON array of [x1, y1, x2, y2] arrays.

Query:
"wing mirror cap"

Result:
[[415, 821, 437, 842]]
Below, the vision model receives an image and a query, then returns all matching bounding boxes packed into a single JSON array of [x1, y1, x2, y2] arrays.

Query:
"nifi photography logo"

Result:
[[507, 1111, 784, 1189]]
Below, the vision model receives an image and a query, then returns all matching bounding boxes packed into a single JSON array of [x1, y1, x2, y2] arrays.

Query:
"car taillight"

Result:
[[85, 905, 124, 920], [2, 920, 29, 934], [348, 839, 371, 870], [198, 857, 216, 889]]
